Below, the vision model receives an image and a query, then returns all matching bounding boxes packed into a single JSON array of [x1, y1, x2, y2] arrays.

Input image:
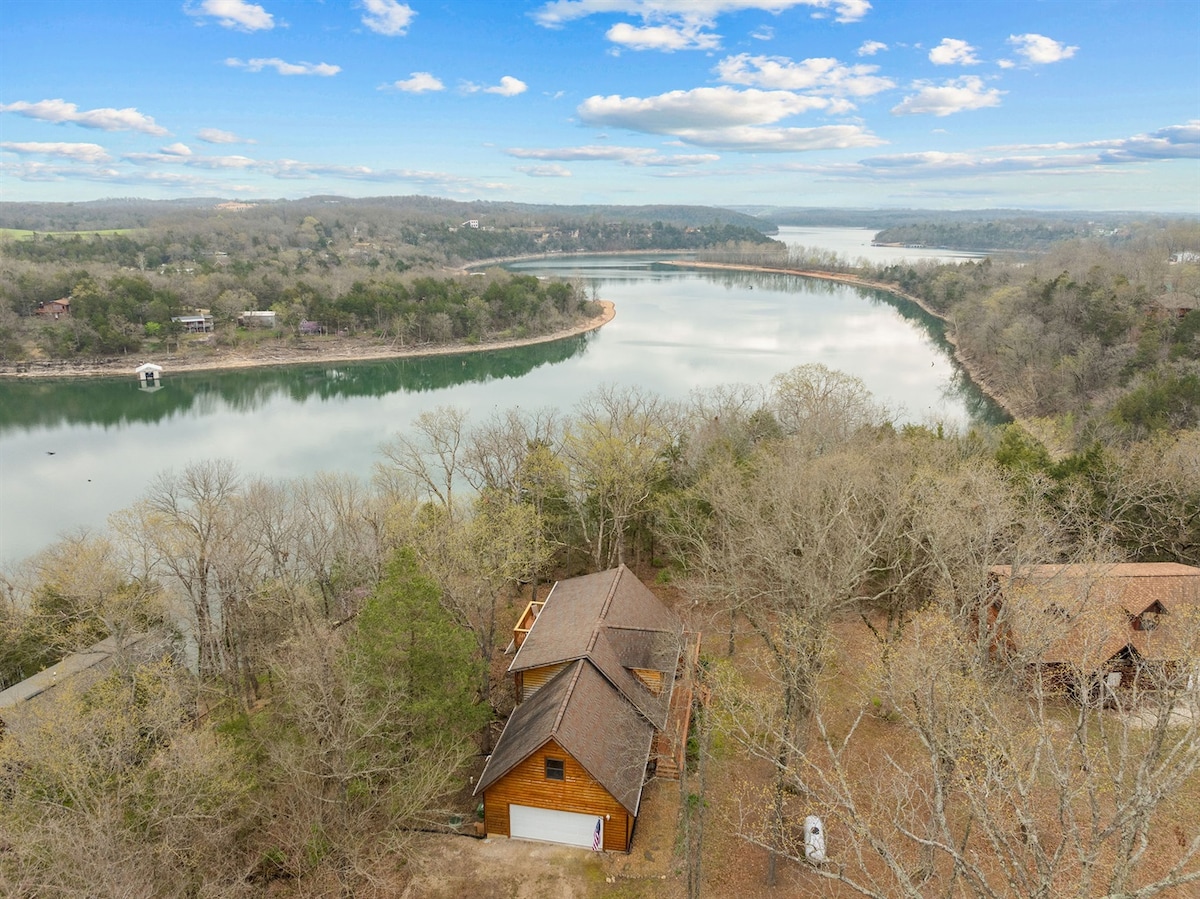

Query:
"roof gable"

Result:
[[988, 563, 1200, 669], [475, 660, 654, 814], [510, 564, 683, 672]]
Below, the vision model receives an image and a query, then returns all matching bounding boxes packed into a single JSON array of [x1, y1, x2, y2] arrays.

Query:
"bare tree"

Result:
[[722, 604, 1200, 899], [378, 405, 470, 520], [562, 384, 679, 570]]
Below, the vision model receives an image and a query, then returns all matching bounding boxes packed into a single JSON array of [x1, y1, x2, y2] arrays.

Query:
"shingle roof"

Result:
[[508, 564, 683, 728], [474, 660, 655, 814], [989, 563, 1200, 671]]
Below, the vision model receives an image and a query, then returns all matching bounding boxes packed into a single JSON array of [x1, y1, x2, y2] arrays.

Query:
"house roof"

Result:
[[474, 659, 655, 815], [989, 563, 1200, 670], [509, 564, 683, 728], [0, 632, 174, 718]]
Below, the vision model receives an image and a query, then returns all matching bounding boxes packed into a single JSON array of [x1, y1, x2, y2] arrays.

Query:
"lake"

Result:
[[0, 227, 998, 565]]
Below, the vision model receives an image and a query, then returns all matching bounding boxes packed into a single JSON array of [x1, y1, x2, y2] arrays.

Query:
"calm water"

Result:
[[0, 228, 999, 564]]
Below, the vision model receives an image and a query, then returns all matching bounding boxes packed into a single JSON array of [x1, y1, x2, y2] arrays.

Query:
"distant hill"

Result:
[[0, 196, 778, 235], [726, 205, 1198, 226]]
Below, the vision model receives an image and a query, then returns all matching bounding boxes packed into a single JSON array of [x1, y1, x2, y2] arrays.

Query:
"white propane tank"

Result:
[[804, 815, 827, 863]]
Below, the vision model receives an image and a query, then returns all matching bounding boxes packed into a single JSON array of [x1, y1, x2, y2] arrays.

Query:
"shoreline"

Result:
[[660, 260, 1026, 425], [0, 301, 615, 380]]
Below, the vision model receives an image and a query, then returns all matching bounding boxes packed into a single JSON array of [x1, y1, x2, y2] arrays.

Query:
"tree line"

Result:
[[700, 220, 1200, 448]]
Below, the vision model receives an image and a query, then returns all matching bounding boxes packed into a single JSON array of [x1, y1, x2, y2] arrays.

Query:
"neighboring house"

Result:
[[35, 297, 71, 318], [475, 565, 699, 852], [987, 563, 1200, 694], [1151, 293, 1200, 321], [237, 310, 277, 328], [171, 314, 214, 333], [0, 632, 176, 735]]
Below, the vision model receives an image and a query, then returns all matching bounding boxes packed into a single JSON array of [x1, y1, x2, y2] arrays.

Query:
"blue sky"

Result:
[[1, 0, 1197, 211]]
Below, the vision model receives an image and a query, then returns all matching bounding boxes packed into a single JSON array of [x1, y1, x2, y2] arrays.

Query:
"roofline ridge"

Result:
[[550, 659, 585, 736], [587, 566, 624, 655]]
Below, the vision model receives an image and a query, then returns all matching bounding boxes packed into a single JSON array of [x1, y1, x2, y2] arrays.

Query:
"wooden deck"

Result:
[[653, 631, 702, 780]]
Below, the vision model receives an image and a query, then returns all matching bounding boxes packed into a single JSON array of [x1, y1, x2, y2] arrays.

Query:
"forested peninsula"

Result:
[[0, 196, 773, 375]]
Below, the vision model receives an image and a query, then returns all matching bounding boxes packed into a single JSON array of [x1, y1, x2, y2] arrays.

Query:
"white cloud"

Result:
[[667, 123, 882, 151], [534, 1, 869, 54], [576, 88, 883, 150], [385, 72, 445, 93], [516, 164, 572, 177], [715, 54, 893, 97], [1008, 33, 1078, 65], [160, 143, 193, 157], [1096, 121, 1200, 161], [929, 38, 979, 66], [751, 26, 774, 41], [0, 98, 169, 135], [197, 128, 254, 144], [187, 0, 274, 31], [857, 40, 886, 57], [534, 1, 871, 29], [125, 150, 257, 170], [606, 22, 719, 52], [580, 86, 837, 133], [506, 145, 720, 165], [469, 76, 527, 96], [360, 0, 415, 36], [0, 141, 111, 163], [891, 77, 1003, 116], [226, 58, 341, 76]]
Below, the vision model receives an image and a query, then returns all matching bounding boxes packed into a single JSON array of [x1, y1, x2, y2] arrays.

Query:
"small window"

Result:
[[545, 758, 565, 781]]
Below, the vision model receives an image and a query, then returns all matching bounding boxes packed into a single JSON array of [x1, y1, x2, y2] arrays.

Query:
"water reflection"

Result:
[[0, 335, 594, 434]]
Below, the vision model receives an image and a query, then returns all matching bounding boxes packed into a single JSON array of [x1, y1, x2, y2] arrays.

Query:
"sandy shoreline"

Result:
[[0, 301, 615, 380]]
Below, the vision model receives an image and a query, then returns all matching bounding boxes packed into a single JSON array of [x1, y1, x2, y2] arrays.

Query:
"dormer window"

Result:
[[1135, 611, 1161, 632], [545, 758, 565, 781]]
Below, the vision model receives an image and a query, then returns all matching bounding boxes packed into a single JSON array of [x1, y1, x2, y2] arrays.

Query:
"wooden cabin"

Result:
[[987, 563, 1200, 695], [475, 565, 697, 851]]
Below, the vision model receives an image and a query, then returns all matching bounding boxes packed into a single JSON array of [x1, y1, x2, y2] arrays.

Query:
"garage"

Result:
[[509, 804, 601, 849]]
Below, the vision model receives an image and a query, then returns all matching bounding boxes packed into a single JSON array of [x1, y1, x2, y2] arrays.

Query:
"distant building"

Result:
[[171, 314, 214, 333], [0, 632, 177, 735], [35, 297, 71, 318], [215, 201, 257, 211], [462, 219, 480, 229], [237, 310, 277, 328], [1151, 292, 1200, 321], [135, 361, 163, 388], [987, 563, 1200, 696]]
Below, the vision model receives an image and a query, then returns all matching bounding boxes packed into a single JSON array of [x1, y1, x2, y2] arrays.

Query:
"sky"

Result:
[[1, 0, 1198, 211]]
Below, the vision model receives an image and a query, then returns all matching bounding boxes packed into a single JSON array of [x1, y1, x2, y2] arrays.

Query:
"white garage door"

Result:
[[509, 804, 601, 849]]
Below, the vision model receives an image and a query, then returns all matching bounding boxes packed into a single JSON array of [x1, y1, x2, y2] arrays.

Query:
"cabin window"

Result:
[[545, 758, 565, 781]]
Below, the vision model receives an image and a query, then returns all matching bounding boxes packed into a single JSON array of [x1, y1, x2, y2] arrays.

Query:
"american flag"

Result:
[[591, 817, 603, 851]]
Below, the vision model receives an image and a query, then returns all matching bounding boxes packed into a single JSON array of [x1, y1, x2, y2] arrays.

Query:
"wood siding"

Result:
[[631, 667, 664, 694], [483, 738, 633, 852], [520, 663, 567, 700]]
